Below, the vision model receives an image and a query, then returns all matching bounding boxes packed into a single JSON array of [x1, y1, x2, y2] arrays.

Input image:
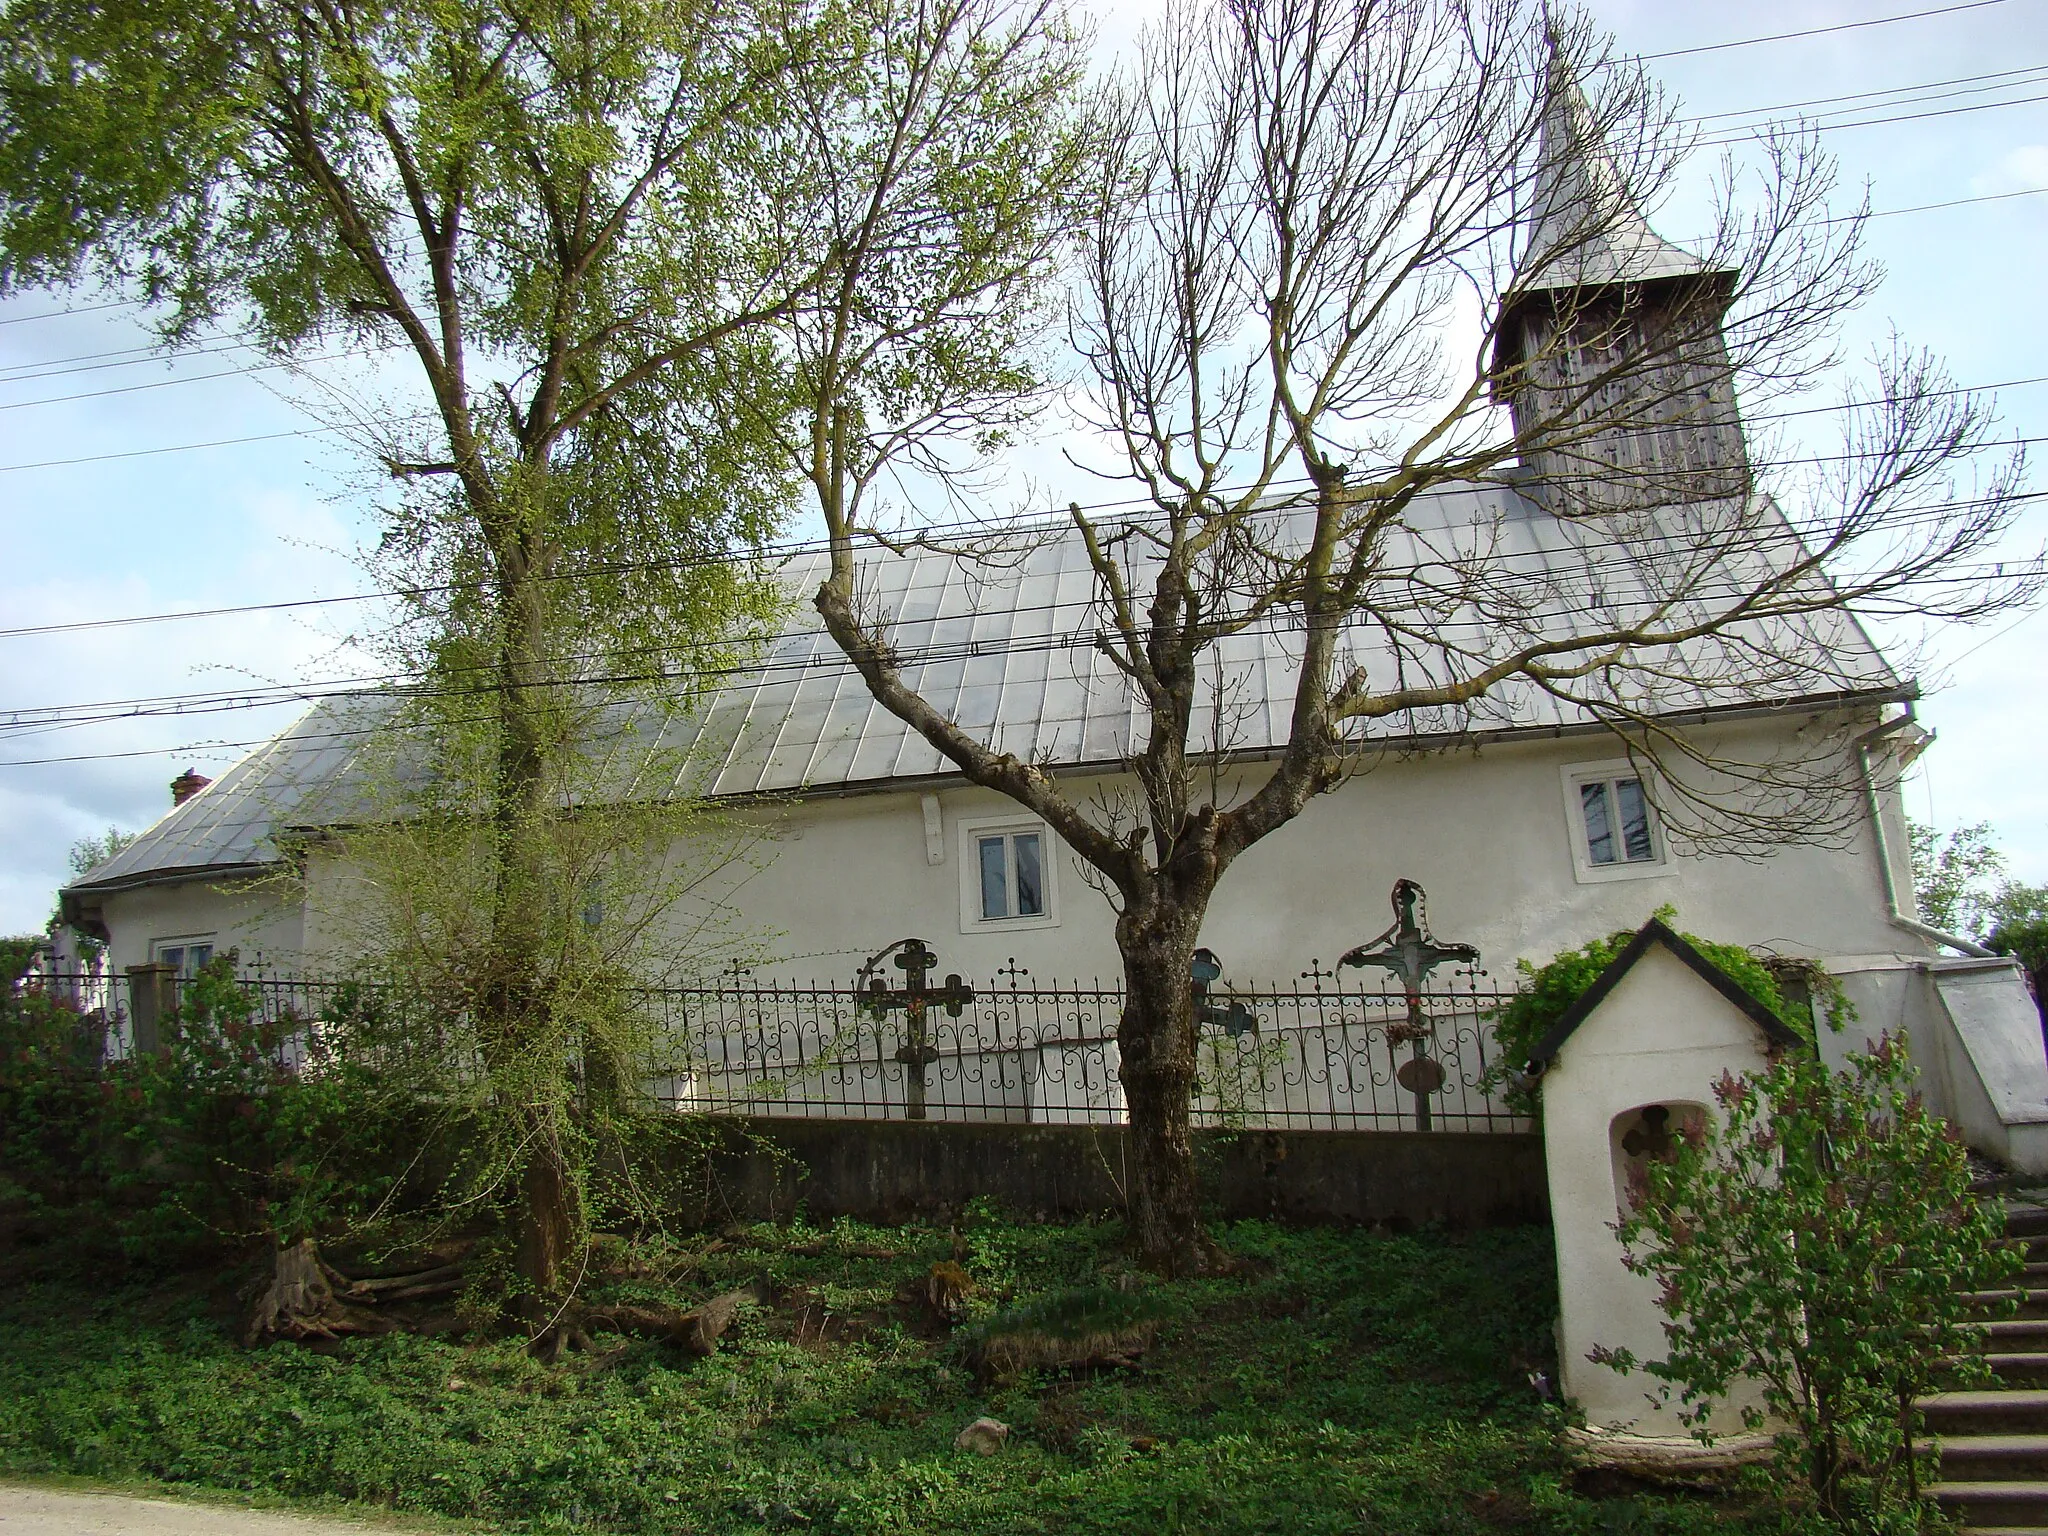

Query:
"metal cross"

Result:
[[1298, 958, 1341, 993], [854, 938, 974, 1120], [1192, 948, 1256, 1038], [1338, 880, 1478, 1131], [1621, 1105, 1675, 1161]]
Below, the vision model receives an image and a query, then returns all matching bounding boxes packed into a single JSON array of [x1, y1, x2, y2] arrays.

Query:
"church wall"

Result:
[[710, 716, 1918, 989], [87, 713, 1922, 995]]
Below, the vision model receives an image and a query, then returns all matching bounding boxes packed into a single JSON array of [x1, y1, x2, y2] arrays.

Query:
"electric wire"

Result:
[[1634, 1, 2011, 63], [7, 482, 2041, 742], [3, 395, 2041, 643]]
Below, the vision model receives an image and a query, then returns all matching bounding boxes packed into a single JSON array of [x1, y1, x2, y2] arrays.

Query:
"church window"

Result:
[[957, 814, 1059, 931], [1561, 761, 1671, 884], [1580, 777, 1655, 865], [978, 830, 1044, 919]]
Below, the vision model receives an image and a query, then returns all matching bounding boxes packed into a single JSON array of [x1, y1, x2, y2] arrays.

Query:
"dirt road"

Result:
[[0, 1486, 453, 1536]]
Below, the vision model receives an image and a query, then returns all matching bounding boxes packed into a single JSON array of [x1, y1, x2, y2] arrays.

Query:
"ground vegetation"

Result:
[[0, 1209, 1845, 1536]]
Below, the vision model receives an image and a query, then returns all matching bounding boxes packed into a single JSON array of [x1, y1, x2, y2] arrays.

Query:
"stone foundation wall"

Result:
[[672, 1119, 1548, 1230]]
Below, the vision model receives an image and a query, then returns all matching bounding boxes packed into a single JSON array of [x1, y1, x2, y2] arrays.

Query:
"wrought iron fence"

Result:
[[14, 960, 1529, 1134], [637, 964, 1524, 1132]]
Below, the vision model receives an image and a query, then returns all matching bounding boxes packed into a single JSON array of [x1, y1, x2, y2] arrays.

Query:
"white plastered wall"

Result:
[[1540, 942, 1777, 1434], [96, 875, 304, 975], [659, 725, 1910, 988], [112, 717, 1916, 993]]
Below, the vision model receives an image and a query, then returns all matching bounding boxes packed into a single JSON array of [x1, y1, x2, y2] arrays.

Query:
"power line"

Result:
[[0, 51, 2039, 416], [1861, 185, 2048, 221], [2, 312, 2040, 478], [7, 484, 2040, 737], [1687, 62, 2048, 123], [3, 393, 2041, 643], [1695, 89, 2048, 149], [0, 298, 139, 328], [0, 414, 438, 474], [0, 346, 397, 412], [1636, 1, 2011, 63], [0, 333, 259, 383]]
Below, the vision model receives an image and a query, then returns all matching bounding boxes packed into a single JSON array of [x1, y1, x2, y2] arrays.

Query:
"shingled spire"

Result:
[[1495, 48, 1748, 515]]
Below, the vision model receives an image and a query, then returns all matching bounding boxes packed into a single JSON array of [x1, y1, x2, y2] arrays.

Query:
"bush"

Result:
[[0, 973, 112, 1211], [1594, 1037, 2016, 1528], [1, 955, 419, 1264]]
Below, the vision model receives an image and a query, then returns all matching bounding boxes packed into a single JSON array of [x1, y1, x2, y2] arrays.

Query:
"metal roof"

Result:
[[68, 481, 1901, 894], [1514, 62, 1724, 294]]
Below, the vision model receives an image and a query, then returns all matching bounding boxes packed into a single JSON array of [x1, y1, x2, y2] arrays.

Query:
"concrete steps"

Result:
[[1966, 1290, 2048, 1321], [1925, 1392, 2048, 1437], [1932, 1482, 2048, 1528], [1923, 1436, 2048, 1480], [1926, 1203, 2048, 1536]]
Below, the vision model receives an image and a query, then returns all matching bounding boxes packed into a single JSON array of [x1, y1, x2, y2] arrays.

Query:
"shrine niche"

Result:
[[1609, 1101, 1706, 1217], [1523, 918, 1800, 1439]]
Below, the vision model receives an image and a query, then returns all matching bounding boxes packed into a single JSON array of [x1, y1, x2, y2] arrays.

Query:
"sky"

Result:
[[0, 0, 2043, 934]]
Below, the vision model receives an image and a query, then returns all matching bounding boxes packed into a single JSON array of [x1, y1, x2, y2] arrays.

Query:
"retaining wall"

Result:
[[675, 1118, 1548, 1230]]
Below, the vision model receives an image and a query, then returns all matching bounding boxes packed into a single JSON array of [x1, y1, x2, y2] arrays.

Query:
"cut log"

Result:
[[324, 1237, 478, 1282], [336, 1262, 468, 1297], [579, 1287, 759, 1354]]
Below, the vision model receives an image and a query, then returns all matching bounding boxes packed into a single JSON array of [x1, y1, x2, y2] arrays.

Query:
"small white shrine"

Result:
[[1529, 919, 1800, 1437]]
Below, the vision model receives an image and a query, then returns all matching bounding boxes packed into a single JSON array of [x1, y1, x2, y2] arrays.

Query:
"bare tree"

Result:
[[798, 0, 2036, 1269]]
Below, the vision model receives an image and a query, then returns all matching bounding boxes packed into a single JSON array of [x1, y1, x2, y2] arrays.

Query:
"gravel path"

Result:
[[0, 1486, 452, 1536]]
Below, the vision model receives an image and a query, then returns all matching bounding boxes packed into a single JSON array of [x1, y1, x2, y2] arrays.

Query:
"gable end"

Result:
[[1526, 918, 1803, 1071]]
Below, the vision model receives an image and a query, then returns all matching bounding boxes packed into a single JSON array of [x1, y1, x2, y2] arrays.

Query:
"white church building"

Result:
[[58, 70, 2047, 1165]]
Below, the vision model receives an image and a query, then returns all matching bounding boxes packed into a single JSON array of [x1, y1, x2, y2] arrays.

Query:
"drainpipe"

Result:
[[1856, 709, 1995, 958]]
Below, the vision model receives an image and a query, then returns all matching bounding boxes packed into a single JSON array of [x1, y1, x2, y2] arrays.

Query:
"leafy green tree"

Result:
[[0, 0, 798, 1322], [1595, 1039, 2015, 1527], [0, 0, 1091, 1329], [1908, 819, 2007, 936], [49, 827, 135, 951], [1989, 882, 2048, 1016]]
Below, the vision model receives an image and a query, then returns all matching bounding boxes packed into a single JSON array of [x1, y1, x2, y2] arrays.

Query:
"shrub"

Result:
[[1, 954, 419, 1264]]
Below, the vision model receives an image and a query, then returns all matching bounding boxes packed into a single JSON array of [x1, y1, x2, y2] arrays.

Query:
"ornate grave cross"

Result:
[[1191, 948, 1257, 1038], [855, 939, 974, 1121], [1339, 880, 1478, 1131]]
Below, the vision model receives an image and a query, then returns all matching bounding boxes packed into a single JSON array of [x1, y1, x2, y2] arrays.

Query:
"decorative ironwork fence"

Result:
[[15, 961, 1529, 1134]]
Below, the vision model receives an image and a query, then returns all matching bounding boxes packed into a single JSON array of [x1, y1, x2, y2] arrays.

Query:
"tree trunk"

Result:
[[514, 1120, 580, 1301], [488, 527, 585, 1331], [1117, 913, 1209, 1273]]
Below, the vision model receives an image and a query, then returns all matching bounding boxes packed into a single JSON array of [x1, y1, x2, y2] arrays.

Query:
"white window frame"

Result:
[[1560, 761, 1671, 885], [957, 813, 1059, 933], [152, 934, 220, 977]]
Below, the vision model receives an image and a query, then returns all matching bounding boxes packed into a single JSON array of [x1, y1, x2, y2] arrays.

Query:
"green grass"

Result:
[[0, 1216, 1811, 1535]]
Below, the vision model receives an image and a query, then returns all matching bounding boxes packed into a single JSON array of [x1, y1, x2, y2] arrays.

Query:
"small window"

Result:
[[153, 938, 216, 978], [1580, 776, 1656, 866], [977, 829, 1044, 920], [1560, 761, 1671, 885], [957, 814, 1059, 932]]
